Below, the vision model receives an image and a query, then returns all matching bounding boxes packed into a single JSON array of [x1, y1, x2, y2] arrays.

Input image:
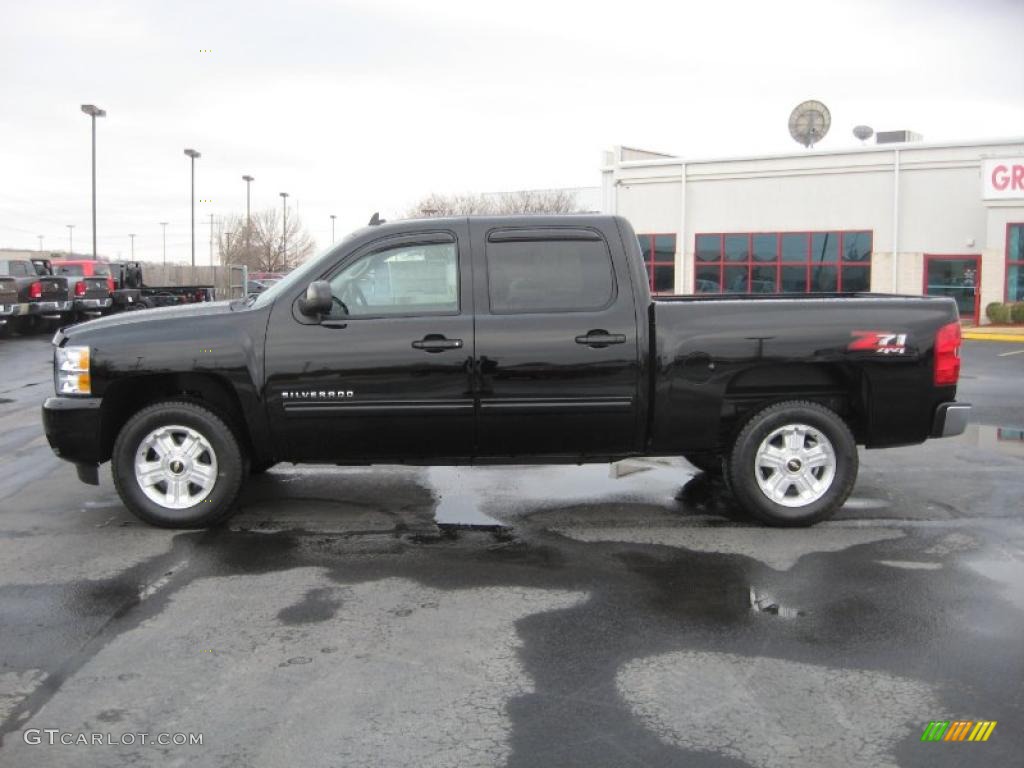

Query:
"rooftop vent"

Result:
[[876, 130, 922, 145]]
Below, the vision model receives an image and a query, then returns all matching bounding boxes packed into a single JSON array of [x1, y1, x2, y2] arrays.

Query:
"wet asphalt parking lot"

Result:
[[0, 333, 1022, 767]]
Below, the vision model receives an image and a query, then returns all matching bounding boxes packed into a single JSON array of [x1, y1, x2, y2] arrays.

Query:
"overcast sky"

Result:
[[2, 0, 1022, 262]]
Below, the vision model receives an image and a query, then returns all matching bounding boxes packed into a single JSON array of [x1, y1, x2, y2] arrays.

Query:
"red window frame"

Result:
[[693, 230, 872, 294], [1006, 223, 1024, 302], [637, 233, 677, 295]]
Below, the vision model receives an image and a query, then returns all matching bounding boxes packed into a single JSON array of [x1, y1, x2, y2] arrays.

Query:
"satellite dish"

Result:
[[788, 100, 831, 148], [853, 125, 874, 144]]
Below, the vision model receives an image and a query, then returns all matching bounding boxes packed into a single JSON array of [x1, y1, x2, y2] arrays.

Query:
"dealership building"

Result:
[[599, 137, 1024, 324]]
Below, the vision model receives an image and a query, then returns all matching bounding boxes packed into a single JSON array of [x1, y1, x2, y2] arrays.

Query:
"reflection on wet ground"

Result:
[[958, 423, 1024, 458]]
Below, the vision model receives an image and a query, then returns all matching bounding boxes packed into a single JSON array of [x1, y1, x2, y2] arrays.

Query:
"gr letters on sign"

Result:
[[982, 158, 1024, 199]]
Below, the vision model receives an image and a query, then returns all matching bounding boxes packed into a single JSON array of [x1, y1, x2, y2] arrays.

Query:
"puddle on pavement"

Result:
[[840, 497, 891, 511], [433, 490, 506, 528], [957, 424, 1024, 459], [749, 588, 804, 618]]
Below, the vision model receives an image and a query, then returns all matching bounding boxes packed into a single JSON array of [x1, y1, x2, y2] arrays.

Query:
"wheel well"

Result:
[[719, 363, 868, 449], [99, 374, 254, 463]]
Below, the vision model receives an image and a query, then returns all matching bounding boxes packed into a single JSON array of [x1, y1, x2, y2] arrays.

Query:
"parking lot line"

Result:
[[997, 349, 1024, 357]]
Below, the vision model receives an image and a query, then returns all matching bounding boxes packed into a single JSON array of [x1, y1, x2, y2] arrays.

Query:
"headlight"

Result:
[[56, 345, 91, 395]]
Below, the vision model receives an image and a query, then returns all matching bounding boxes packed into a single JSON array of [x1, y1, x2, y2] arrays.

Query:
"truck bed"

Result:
[[648, 292, 961, 453]]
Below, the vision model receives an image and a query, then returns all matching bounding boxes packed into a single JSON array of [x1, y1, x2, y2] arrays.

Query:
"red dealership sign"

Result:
[[982, 158, 1024, 199]]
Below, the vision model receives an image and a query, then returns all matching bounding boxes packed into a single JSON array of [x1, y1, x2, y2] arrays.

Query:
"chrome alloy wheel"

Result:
[[753, 423, 836, 507], [134, 424, 218, 509]]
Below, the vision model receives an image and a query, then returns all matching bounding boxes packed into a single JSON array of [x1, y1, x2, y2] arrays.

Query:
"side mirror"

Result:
[[298, 280, 332, 317]]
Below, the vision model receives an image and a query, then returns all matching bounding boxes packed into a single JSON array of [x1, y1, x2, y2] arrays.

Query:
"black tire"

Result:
[[111, 400, 247, 528], [726, 400, 857, 527]]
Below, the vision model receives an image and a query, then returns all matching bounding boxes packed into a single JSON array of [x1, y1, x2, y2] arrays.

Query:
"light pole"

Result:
[[129, 233, 135, 260], [209, 212, 214, 266], [160, 222, 168, 266], [330, 214, 336, 243], [224, 231, 233, 263], [242, 175, 254, 261], [280, 192, 289, 264], [67, 224, 75, 255], [184, 148, 201, 276], [80, 105, 105, 259], [37, 235, 44, 251]]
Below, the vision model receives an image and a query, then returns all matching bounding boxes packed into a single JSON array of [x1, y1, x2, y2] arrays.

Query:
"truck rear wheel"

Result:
[[726, 401, 857, 527], [111, 400, 246, 528]]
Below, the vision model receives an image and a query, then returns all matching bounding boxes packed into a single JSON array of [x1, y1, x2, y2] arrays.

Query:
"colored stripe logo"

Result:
[[921, 721, 997, 742]]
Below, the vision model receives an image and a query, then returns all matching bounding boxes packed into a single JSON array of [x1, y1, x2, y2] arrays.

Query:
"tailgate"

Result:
[[37, 276, 68, 301], [80, 276, 111, 300], [0, 277, 16, 312]]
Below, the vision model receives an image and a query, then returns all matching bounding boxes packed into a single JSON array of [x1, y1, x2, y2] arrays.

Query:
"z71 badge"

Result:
[[848, 330, 908, 355]]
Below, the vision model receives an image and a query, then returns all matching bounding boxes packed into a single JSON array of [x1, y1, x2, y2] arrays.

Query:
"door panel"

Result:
[[264, 224, 475, 461], [924, 255, 980, 324], [471, 221, 640, 458]]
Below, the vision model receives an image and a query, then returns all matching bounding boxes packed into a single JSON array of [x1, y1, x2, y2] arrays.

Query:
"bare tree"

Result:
[[217, 208, 316, 272], [406, 189, 585, 218], [493, 189, 582, 215]]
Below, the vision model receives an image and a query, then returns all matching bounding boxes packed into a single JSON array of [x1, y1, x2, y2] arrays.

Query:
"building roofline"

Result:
[[605, 136, 1024, 170]]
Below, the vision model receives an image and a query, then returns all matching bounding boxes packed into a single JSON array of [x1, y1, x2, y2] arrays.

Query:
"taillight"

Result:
[[74, 280, 86, 296], [28, 281, 42, 299], [934, 320, 961, 387]]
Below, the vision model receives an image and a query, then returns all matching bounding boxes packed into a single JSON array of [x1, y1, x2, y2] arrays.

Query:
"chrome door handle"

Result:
[[575, 330, 626, 348], [412, 335, 463, 353]]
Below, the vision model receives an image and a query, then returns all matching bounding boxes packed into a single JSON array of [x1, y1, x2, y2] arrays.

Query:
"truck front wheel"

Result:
[[726, 401, 857, 527], [111, 400, 246, 528]]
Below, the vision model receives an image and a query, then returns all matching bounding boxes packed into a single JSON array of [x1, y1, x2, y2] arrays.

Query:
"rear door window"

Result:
[[1, 261, 32, 276], [485, 232, 615, 313]]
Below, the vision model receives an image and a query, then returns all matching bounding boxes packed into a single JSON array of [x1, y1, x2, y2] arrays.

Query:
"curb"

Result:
[[962, 332, 1024, 342]]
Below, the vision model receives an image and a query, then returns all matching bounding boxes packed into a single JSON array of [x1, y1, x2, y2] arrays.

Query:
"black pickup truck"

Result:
[[42, 214, 969, 528], [0, 257, 73, 333], [51, 262, 114, 321]]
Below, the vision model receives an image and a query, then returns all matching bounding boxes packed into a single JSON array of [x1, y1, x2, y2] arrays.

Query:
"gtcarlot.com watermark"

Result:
[[23, 729, 203, 747]]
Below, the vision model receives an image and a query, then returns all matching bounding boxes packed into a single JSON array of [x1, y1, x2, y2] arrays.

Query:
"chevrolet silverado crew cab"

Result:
[[42, 215, 970, 528]]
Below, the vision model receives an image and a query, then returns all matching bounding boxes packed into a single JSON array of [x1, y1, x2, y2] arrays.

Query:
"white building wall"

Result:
[[604, 139, 1024, 322]]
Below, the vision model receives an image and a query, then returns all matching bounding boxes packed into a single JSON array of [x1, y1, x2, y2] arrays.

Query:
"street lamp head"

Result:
[[242, 175, 254, 182], [81, 104, 106, 118], [160, 221, 168, 226], [184, 148, 201, 159], [280, 192, 289, 199], [330, 214, 336, 220]]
